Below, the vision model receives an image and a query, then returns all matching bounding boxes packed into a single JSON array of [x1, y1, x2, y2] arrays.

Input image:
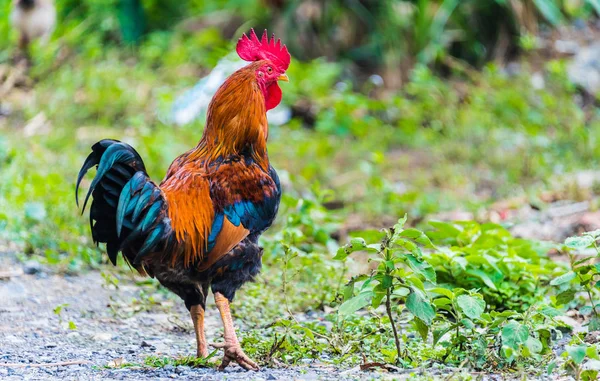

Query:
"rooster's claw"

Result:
[[210, 342, 259, 371]]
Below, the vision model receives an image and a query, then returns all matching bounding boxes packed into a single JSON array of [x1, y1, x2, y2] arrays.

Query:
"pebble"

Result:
[[573, 18, 587, 30], [93, 332, 113, 341], [0, 103, 12, 117], [174, 366, 188, 374], [568, 42, 600, 95], [555, 39, 579, 55], [23, 260, 42, 275]]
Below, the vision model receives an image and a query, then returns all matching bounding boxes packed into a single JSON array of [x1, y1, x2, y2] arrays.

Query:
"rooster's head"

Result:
[[236, 29, 290, 110]]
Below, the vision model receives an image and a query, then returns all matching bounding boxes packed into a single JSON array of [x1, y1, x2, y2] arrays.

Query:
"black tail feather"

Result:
[[76, 139, 172, 268]]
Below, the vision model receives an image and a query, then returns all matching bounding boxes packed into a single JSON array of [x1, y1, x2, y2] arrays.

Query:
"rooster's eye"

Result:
[[267, 67, 273, 73]]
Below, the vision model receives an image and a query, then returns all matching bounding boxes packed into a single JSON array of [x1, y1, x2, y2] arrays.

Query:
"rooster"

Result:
[[10, 0, 56, 58], [76, 29, 290, 371]]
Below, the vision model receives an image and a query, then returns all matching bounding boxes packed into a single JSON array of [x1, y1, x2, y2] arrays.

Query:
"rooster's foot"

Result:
[[210, 341, 259, 371]]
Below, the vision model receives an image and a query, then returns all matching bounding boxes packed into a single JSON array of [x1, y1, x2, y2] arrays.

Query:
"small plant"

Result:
[[101, 271, 120, 289], [334, 215, 437, 364], [556, 230, 600, 329], [425, 221, 561, 312], [562, 341, 600, 381], [53, 303, 77, 330], [143, 354, 218, 368]]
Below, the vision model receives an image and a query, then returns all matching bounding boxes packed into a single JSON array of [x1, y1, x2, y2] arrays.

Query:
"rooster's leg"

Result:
[[190, 305, 209, 358], [212, 292, 259, 371]]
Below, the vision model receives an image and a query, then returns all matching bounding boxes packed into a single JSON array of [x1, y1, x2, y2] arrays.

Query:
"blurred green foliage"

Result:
[[1, 0, 599, 271]]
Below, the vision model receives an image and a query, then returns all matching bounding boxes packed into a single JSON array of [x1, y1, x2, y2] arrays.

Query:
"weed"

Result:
[[143, 354, 218, 368]]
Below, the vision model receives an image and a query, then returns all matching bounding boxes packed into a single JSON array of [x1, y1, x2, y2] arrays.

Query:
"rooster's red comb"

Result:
[[236, 29, 290, 71]]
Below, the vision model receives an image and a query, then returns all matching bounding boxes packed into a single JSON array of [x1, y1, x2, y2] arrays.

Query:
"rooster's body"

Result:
[[76, 30, 290, 371]]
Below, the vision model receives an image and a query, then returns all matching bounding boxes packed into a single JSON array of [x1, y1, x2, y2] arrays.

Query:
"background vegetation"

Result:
[[2, 0, 600, 379]]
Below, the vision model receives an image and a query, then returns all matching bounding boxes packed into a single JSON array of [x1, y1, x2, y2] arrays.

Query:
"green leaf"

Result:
[[502, 320, 529, 349], [406, 275, 425, 291], [576, 265, 594, 275], [574, 257, 594, 266], [371, 291, 386, 309], [567, 344, 588, 365], [540, 306, 561, 318], [434, 298, 452, 307], [405, 254, 436, 283], [456, 295, 485, 320], [68, 321, 77, 330], [53, 303, 67, 315], [342, 282, 354, 301], [466, 269, 497, 290], [394, 238, 418, 254], [406, 288, 436, 326], [556, 289, 576, 305], [399, 228, 434, 248], [384, 260, 395, 271], [502, 345, 515, 360], [428, 221, 461, 240], [582, 370, 599, 381], [581, 306, 594, 315], [433, 325, 454, 345], [381, 275, 393, 289], [590, 317, 600, 332], [334, 236, 380, 260], [333, 248, 348, 261], [413, 317, 429, 341], [587, 0, 600, 16], [350, 237, 367, 249], [452, 256, 467, 271], [392, 287, 410, 297], [338, 291, 373, 317], [587, 345, 599, 360], [429, 287, 455, 300], [547, 361, 556, 375], [461, 318, 474, 329], [550, 271, 576, 286], [525, 337, 543, 354], [394, 215, 408, 231], [533, 0, 563, 25], [565, 235, 594, 250]]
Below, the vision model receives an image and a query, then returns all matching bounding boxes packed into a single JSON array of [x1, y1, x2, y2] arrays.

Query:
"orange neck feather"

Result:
[[192, 62, 270, 172]]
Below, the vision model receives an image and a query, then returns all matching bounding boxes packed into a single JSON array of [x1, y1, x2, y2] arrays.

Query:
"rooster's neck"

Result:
[[194, 64, 270, 171]]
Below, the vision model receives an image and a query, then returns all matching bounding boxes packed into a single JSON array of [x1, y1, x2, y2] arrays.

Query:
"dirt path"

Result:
[[0, 253, 374, 381]]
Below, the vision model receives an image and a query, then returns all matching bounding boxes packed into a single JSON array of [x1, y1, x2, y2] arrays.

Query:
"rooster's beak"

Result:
[[277, 74, 289, 82]]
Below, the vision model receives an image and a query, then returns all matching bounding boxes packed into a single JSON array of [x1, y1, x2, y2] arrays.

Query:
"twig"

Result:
[[360, 361, 401, 372], [0, 360, 91, 368], [0, 270, 23, 280], [386, 283, 402, 363], [441, 55, 482, 83], [0, 64, 26, 99], [547, 201, 590, 218]]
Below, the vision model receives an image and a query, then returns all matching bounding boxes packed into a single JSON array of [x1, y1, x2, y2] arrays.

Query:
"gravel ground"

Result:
[[0, 253, 413, 381]]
